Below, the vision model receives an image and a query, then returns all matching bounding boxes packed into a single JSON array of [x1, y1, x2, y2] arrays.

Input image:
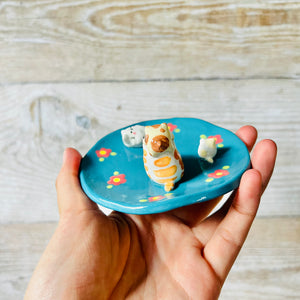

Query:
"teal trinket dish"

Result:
[[79, 118, 250, 214]]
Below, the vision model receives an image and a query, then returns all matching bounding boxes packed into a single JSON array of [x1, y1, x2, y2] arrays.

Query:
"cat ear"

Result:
[[161, 123, 169, 131]]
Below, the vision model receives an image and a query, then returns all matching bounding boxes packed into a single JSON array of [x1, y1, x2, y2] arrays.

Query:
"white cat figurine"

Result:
[[121, 125, 145, 147], [198, 138, 217, 163]]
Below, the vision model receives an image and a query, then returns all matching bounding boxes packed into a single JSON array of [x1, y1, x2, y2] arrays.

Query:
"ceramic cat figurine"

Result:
[[121, 125, 145, 147], [198, 137, 217, 163], [143, 123, 184, 192]]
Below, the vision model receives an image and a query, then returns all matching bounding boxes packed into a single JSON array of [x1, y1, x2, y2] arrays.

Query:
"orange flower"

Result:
[[208, 169, 229, 179], [107, 174, 126, 186], [208, 134, 223, 144], [149, 195, 165, 202], [96, 148, 112, 158], [167, 123, 177, 132]]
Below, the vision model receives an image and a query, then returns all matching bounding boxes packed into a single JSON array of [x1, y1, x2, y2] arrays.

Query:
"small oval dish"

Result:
[[79, 118, 250, 214]]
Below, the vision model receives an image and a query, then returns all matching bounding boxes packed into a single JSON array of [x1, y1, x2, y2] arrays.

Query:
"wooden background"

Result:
[[0, 0, 299, 299]]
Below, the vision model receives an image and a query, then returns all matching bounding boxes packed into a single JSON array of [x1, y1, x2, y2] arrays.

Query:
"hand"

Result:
[[25, 126, 277, 300]]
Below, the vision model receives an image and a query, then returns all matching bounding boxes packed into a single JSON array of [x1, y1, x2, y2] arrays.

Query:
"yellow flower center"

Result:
[[113, 178, 121, 183]]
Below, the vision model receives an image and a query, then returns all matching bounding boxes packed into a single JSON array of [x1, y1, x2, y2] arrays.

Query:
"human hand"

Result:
[[25, 126, 277, 300]]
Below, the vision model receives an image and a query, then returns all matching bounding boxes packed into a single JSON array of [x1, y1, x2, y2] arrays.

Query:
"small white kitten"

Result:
[[198, 138, 217, 163], [121, 125, 145, 147]]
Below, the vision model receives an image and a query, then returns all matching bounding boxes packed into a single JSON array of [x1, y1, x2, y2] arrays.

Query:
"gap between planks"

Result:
[[1, 75, 300, 87]]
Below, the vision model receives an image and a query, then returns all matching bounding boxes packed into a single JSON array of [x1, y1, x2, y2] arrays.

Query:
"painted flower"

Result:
[[96, 148, 112, 158], [167, 123, 177, 132], [208, 169, 229, 179], [208, 134, 223, 144], [149, 195, 165, 202], [107, 174, 126, 186]]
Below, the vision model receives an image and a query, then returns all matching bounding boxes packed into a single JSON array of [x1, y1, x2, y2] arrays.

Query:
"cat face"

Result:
[[144, 123, 174, 156], [121, 125, 145, 147]]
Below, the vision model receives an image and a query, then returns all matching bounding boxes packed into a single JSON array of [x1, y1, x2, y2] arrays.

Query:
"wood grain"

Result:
[[0, 0, 299, 83], [0, 79, 299, 223], [1, 1, 299, 298], [0, 217, 298, 299], [0, 223, 56, 300]]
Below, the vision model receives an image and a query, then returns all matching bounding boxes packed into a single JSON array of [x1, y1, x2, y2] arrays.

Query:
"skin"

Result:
[[25, 126, 277, 300]]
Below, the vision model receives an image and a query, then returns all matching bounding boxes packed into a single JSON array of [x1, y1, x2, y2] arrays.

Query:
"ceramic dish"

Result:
[[79, 118, 250, 214]]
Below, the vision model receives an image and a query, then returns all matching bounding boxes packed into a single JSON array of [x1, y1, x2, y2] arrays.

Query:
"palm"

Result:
[[125, 212, 221, 299], [68, 203, 222, 299]]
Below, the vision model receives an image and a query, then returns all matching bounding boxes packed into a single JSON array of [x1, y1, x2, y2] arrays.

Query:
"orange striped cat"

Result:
[[143, 123, 184, 192]]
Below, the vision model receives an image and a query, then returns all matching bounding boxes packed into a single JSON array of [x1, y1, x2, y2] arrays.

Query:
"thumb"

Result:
[[56, 148, 98, 217]]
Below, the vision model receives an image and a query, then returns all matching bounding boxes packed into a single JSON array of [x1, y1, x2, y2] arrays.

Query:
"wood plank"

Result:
[[0, 222, 56, 300], [0, 217, 299, 299], [0, 79, 299, 223], [0, 0, 299, 83]]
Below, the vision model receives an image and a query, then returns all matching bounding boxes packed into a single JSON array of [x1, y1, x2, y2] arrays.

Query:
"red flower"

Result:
[[208, 169, 229, 179], [167, 123, 177, 132], [149, 195, 165, 202], [208, 134, 223, 144], [107, 174, 126, 186], [96, 148, 112, 158]]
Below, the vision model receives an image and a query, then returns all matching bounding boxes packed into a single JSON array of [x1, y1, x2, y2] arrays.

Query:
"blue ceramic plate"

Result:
[[79, 118, 250, 214]]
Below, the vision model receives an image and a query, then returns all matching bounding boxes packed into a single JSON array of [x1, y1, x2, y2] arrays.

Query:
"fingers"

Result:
[[235, 125, 257, 152], [192, 127, 262, 239], [166, 125, 258, 227], [56, 148, 99, 217], [203, 169, 262, 282], [202, 139, 277, 282], [251, 139, 277, 192]]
